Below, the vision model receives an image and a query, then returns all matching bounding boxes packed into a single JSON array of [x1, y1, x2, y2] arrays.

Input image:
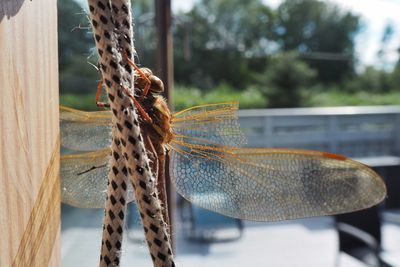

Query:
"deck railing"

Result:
[[238, 105, 400, 167]]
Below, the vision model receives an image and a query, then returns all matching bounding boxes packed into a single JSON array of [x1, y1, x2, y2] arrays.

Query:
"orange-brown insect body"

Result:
[[135, 68, 164, 94], [135, 68, 173, 146], [134, 67, 173, 229]]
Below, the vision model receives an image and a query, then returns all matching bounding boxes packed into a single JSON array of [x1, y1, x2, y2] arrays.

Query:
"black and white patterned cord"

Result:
[[87, 0, 175, 266]]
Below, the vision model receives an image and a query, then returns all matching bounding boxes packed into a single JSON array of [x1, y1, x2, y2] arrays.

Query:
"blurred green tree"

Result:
[[275, 0, 360, 83], [390, 63, 400, 90], [376, 23, 395, 71], [259, 51, 316, 107], [58, 0, 98, 94], [344, 66, 392, 93], [132, 0, 157, 70], [173, 0, 275, 89]]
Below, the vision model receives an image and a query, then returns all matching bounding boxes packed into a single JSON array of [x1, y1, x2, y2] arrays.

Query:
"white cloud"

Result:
[[262, 0, 282, 8], [173, 0, 198, 12], [327, 0, 400, 69]]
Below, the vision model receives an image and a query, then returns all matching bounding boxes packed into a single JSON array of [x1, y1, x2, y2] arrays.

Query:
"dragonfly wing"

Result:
[[60, 105, 112, 151], [170, 146, 386, 222], [172, 102, 247, 147], [61, 149, 135, 208]]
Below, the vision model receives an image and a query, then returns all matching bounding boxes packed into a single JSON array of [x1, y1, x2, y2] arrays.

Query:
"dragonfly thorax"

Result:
[[140, 95, 173, 146]]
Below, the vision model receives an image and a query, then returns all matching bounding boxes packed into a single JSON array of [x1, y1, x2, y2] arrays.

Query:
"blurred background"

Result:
[[60, 0, 400, 110], [60, 0, 400, 266]]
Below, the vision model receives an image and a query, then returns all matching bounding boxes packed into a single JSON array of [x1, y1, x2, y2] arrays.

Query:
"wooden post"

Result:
[[155, 0, 174, 104], [0, 1, 60, 267], [155, 0, 176, 246]]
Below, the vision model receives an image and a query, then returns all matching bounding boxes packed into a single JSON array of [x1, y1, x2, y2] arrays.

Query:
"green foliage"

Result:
[[343, 66, 392, 93], [390, 64, 400, 90], [175, 49, 256, 90], [58, 0, 92, 65], [259, 51, 316, 107], [173, 84, 267, 111], [172, 0, 363, 103], [60, 93, 99, 110], [58, 0, 399, 110], [132, 0, 157, 69], [59, 55, 99, 94], [60, 84, 267, 112], [186, 0, 274, 53], [304, 88, 400, 107], [58, 0, 98, 94], [275, 0, 360, 83], [173, 0, 274, 89]]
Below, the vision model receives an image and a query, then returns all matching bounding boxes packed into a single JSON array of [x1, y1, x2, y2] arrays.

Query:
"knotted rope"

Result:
[[87, 0, 175, 266]]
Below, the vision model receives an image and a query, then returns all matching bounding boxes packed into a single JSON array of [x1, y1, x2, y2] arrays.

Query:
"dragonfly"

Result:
[[60, 65, 386, 222]]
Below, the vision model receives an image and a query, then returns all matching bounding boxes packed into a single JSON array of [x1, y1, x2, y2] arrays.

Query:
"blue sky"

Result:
[[76, 0, 400, 69]]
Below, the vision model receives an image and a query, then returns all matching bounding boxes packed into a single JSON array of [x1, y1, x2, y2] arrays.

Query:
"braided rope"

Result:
[[97, 3, 135, 265], [87, 1, 175, 266], [99, 132, 129, 267]]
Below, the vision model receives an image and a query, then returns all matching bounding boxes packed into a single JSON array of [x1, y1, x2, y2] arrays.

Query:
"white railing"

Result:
[[238, 105, 400, 167]]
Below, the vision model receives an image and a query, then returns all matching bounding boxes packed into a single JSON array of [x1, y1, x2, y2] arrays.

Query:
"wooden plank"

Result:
[[0, 0, 60, 266]]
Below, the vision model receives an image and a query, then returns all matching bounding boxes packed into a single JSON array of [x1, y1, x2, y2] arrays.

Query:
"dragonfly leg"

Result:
[[121, 87, 153, 124], [125, 54, 151, 96], [95, 76, 152, 124], [144, 136, 170, 232], [144, 135, 159, 179], [96, 79, 110, 108]]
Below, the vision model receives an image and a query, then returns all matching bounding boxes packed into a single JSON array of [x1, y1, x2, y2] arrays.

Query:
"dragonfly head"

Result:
[[135, 68, 164, 94]]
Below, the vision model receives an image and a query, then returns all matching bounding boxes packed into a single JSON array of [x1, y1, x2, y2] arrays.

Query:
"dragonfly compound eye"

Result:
[[139, 67, 153, 77], [149, 75, 164, 93]]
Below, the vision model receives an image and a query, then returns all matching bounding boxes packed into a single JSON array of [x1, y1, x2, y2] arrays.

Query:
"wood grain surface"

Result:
[[0, 0, 60, 266]]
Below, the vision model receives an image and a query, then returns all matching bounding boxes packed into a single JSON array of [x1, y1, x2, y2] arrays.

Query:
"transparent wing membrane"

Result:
[[169, 102, 386, 221], [60, 149, 135, 208], [60, 105, 112, 151], [59, 102, 386, 218], [172, 102, 247, 147], [170, 146, 386, 221]]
